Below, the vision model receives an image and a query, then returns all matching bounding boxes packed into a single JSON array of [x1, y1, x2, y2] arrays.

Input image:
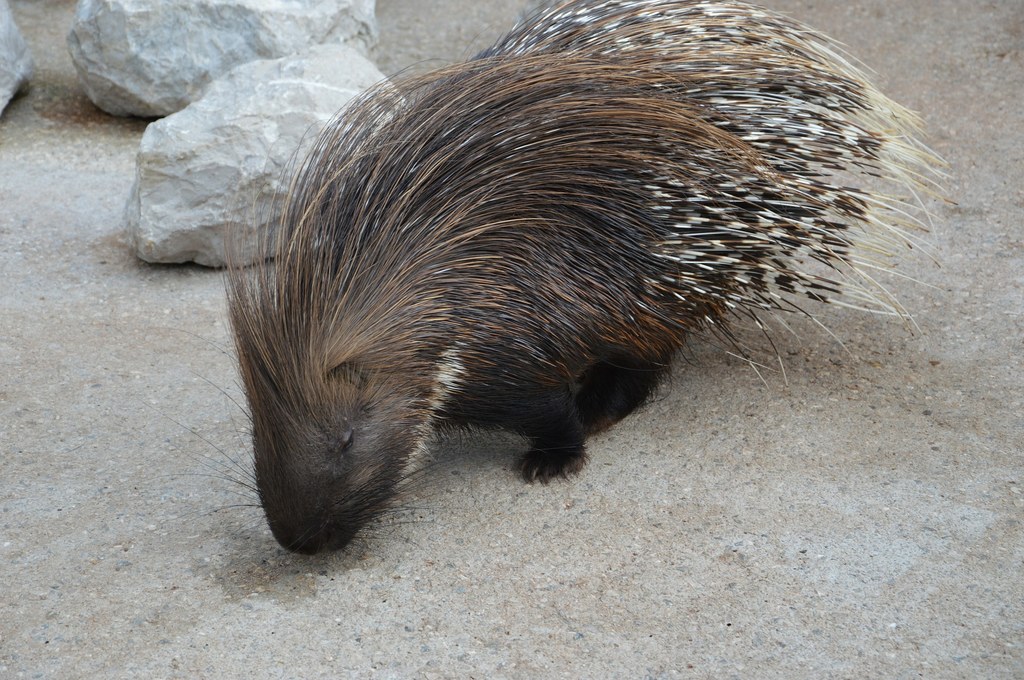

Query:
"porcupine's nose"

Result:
[[270, 516, 358, 554]]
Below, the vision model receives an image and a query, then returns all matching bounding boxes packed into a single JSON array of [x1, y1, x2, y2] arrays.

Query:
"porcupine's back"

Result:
[[484, 0, 937, 320], [265, 2, 931, 388]]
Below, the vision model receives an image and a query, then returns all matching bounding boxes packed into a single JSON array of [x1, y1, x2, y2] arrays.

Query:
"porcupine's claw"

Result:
[[520, 445, 589, 483]]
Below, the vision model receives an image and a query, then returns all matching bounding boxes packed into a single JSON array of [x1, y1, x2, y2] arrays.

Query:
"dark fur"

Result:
[[227, 0, 938, 553]]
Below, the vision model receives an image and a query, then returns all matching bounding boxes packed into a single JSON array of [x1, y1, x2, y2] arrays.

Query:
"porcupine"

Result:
[[227, 0, 939, 553]]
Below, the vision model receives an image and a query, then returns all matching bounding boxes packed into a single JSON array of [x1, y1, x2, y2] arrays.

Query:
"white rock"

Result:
[[1, 0, 33, 114], [126, 44, 384, 266], [68, 0, 377, 117]]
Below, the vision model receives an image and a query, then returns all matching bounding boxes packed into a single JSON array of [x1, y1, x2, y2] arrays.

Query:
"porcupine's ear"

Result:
[[326, 362, 370, 388]]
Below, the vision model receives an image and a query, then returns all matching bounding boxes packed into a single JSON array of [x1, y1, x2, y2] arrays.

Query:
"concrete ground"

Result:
[[2, 0, 1021, 677]]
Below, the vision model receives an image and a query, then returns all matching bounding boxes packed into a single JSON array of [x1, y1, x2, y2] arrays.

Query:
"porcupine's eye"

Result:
[[338, 426, 354, 451]]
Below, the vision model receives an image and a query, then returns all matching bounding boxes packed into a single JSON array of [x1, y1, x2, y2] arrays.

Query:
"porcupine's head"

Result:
[[224, 91, 444, 555], [226, 324, 429, 555], [227, 270, 433, 554]]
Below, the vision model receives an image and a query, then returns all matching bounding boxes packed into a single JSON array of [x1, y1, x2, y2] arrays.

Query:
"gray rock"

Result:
[[126, 44, 384, 267], [1, 0, 33, 114], [68, 0, 377, 117]]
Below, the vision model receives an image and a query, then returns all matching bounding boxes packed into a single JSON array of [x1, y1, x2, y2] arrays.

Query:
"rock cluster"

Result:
[[1, 0, 33, 115], [68, 0, 377, 117], [63, 0, 382, 265]]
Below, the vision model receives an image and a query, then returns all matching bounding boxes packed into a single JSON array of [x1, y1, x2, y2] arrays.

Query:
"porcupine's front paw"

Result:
[[515, 387, 588, 483], [519, 444, 588, 483]]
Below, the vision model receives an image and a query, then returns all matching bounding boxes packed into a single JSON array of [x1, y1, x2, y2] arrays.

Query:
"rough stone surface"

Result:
[[0, 0, 33, 114], [126, 44, 384, 266], [67, 0, 377, 117], [2, 0, 1023, 678]]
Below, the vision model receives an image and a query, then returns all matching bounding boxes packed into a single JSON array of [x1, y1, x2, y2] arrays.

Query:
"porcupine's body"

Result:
[[228, 0, 938, 553]]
